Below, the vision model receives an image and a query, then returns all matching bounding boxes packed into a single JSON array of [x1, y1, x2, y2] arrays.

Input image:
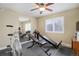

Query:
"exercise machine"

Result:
[[19, 31, 30, 39], [27, 30, 62, 56], [33, 30, 62, 49], [27, 33, 51, 56]]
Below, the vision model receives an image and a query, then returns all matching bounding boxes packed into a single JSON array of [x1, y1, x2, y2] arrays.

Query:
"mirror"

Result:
[[76, 21, 79, 31]]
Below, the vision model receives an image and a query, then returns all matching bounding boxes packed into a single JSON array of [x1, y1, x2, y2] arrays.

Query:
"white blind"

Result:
[[45, 17, 64, 33]]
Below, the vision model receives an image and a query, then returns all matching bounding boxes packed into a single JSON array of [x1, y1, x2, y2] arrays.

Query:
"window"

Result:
[[25, 23, 31, 31], [45, 17, 64, 33], [45, 19, 53, 32]]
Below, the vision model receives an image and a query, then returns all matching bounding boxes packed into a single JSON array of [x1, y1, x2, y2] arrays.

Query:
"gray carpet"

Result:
[[20, 37, 73, 56], [0, 38, 73, 56], [21, 42, 73, 56]]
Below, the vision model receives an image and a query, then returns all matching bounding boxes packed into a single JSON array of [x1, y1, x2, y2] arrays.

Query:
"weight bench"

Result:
[[27, 31, 62, 56], [33, 30, 62, 49], [27, 33, 51, 56]]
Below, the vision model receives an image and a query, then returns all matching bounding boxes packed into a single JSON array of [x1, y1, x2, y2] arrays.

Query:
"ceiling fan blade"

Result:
[[35, 3, 40, 6], [46, 3, 54, 6], [35, 3, 44, 7], [30, 8, 38, 11], [45, 8, 53, 12], [40, 11, 43, 14]]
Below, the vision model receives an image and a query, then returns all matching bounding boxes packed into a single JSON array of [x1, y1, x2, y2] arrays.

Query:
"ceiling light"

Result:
[[39, 7, 45, 11], [36, 5, 39, 8], [19, 16, 29, 22]]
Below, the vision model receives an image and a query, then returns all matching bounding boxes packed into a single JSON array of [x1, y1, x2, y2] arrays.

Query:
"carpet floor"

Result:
[[0, 41, 73, 56], [21, 42, 73, 56]]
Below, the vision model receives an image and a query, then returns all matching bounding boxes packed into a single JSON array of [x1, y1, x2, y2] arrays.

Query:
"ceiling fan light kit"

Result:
[[39, 7, 45, 11], [30, 3, 54, 14]]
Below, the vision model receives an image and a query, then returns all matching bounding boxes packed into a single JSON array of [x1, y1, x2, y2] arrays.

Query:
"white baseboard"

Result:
[[0, 46, 7, 50], [54, 41, 71, 48], [61, 43, 71, 48]]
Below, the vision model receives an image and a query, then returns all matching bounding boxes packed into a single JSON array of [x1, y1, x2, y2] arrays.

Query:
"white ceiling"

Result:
[[0, 3, 79, 17]]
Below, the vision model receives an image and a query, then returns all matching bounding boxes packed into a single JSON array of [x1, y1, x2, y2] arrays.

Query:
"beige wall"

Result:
[[0, 8, 19, 48], [0, 8, 37, 48], [37, 7, 79, 46], [0, 7, 79, 48]]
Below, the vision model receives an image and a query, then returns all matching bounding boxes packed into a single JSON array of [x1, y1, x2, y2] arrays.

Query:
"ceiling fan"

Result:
[[30, 3, 54, 14]]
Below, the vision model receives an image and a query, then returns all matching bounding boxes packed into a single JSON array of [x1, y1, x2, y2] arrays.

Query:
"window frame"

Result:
[[45, 16, 64, 33]]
